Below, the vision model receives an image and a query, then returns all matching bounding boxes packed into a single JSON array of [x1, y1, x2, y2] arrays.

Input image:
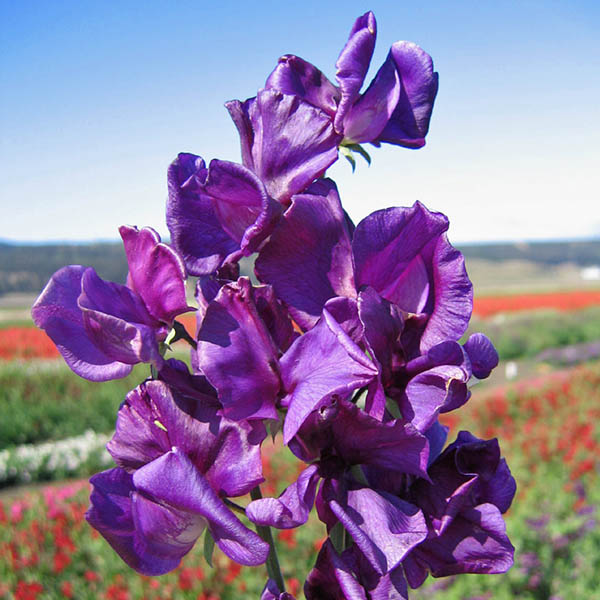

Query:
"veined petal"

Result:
[[202, 159, 282, 254], [256, 179, 355, 330], [266, 54, 339, 117], [463, 333, 499, 379], [342, 53, 400, 143], [280, 309, 378, 443], [31, 266, 133, 381], [326, 486, 427, 575], [246, 464, 320, 529], [166, 153, 240, 276], [334, 11, 377, 132], [376, 41, 439, 148], [352, 202, 448, 307], [119, 225, 192, 324], [195, 277, 280, 421], [133, 449, 269, 566], [229, 89, 341, 204], [86, 468, 193, 575]]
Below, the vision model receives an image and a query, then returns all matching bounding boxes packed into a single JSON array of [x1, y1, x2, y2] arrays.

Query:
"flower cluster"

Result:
[[32, 11, 516, 598]]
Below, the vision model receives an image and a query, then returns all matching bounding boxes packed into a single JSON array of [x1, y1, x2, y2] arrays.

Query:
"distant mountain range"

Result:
[[1, 239, 599, 295]]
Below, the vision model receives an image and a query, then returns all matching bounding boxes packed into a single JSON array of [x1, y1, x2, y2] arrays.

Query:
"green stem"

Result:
[[223, 498, 247, 516], [250, 486, 285, 593]]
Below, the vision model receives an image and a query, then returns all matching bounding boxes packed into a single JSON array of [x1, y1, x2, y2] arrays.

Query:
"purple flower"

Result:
[[32, 226, 192, 381], [166, 153, 282, 276], [305, 540, 410, 599], [401, 431, 516, 587], [87, 379, 269, 573], [263, 11, 438, 148]]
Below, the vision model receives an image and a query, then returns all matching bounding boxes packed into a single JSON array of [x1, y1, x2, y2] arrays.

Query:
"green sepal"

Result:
[[203, 529, 215, 567], [340, 145, 356, 172]]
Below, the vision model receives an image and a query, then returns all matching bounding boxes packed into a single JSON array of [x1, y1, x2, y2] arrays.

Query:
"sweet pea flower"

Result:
[[228, 10, 437, 185], [32, 226, 192, 381], [87, 379, 269, 574]]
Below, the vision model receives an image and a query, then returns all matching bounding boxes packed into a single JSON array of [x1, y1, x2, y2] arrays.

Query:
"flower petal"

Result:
[[376, 42, 439, 148], [256, 179, 355, 330], [119, 225, 192, 324]]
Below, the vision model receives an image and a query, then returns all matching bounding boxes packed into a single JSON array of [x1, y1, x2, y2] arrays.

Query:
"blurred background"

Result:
[[1, 1, 599, 598]]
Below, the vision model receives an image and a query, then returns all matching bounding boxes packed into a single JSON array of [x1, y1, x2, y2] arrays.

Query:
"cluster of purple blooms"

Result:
[[32, 12, 516, 599]]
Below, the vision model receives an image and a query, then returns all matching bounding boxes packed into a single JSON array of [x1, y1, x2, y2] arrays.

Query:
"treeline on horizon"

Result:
[[1, 239, 599, 295]]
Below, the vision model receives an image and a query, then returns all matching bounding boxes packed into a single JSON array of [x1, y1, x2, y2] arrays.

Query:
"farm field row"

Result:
[[1, 361, 599, 599]]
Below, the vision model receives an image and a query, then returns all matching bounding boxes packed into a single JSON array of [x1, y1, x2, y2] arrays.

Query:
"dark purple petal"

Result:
[[224, 97, 257, 171], [424, 420, 449, 465], [202, 159, 282, 254], [261, 579, 297, 600], [133, 449, 269, 566], [304, 540, 369, 600], [246, 465, 320, 528], [195, 277, 280, 420], [166, 153, 240, 276], [228, 89, 341, 204], [376, 42, 439, 148], [352, 202, 448, 311], [412, 503, 514, 576], [280, 309, 378, 443], [31, 266, 134, 381], [326, 486, 427, 574], [334, 11, 377, 133], [253, 284, 296, 353], [341, 53, 400, 143], [330, 400, 430, 479], [256, 179, 355, 330], [464, 333, 499, 379], [119, 225, 192, 324], [266, 54, 339, 117], [357, 287, 403, 388], [86, 468, 193, 575]]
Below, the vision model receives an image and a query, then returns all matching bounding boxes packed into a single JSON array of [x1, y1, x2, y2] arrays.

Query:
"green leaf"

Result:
[[203, 529, 215, 567]]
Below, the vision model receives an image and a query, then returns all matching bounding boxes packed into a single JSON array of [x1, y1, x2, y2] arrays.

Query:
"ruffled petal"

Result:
[[195, 278, 280, 420], [376, 42, 439, 148], [119, 225, 192, 324], [256, 179, 355, 330]]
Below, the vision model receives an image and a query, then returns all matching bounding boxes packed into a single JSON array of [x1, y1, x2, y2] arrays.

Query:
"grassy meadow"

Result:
[[1, 248, 599, 599]]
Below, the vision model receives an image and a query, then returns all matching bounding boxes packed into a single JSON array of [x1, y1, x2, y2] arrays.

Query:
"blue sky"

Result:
[[1, 0, 599, 243]]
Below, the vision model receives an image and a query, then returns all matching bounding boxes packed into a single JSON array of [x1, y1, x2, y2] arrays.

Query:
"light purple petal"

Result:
[[195, 277, 280, 420], [334, 11, 377, 133], [400, 365, 470, 432], [247, 465, 320, 529], [261, 579, 297, 600], [119, 225, 192, 324], [266, 54, 339, 117], [166, 153, 240, 276], [133, 449, 269, 566], [31, 266, 134, 381], [342, 53, 400, 143], [376, 42, 439, 148], [256, 179, 355, 330], [280, 309, 378, 443]]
